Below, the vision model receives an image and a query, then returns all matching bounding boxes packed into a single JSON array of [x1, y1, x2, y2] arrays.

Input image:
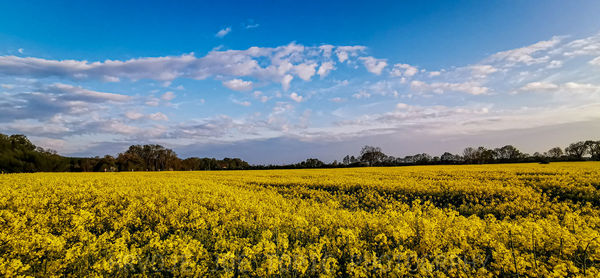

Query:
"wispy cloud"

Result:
[[161, 91, 176, 101], [410, 80, 489, 95], [232, 99, 252, 106], [215, 27, 231, 38]]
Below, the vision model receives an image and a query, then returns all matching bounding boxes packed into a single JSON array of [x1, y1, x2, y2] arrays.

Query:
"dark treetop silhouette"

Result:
[[0, 133, 598, 173]]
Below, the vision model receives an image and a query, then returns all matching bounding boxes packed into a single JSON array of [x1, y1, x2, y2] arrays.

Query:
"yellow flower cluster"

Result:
[[1, 162, 599, 277]]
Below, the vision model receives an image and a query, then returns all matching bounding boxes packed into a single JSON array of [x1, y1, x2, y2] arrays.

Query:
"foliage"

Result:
[[2, 133, 599, 173], [359, 145, 386, 165], [0, 133, 249, 173], [0, 134, 70, 173], [1, 162, 600, 276]]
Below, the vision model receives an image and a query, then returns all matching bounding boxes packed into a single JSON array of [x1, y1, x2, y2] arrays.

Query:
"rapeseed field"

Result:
[[1, 162, 599, 277]]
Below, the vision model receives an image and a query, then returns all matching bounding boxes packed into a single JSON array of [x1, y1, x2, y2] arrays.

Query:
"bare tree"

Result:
[[342, 155, 351, 165], [494, 145, 524, 161], [359, 145, 387, 165], [565, 141, 587, 159], [585, 140, 600, 160], [547, 147, 563, 159], [463, 147, 476, 163]]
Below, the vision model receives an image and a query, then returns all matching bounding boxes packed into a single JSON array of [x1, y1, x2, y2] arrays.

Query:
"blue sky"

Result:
[[1, 0, 600, 164]]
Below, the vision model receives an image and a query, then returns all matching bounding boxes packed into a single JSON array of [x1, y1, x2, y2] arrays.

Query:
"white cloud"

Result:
[[289, 92, 304, 102], [396, 102, 409, 109], [103, 120, 142, 135], [359, 56, 387, 75], [0, 54, 195, 81], [470, 65, 498, 78], [149, 112, 169, 121], [335, 104, 493, 129], [3, 33, 600, 160], [0, 43, 370, 90], [428, 71, 441, 77], [232, 99, 252, 106], [281, 74, 293, 91], [0, 82, 152, 138], [223, 79, 253, 91], [18, 48, 24, 54], [334, 102, 600, 143], [562, 34, 600, 57], [145, 97, 160, 106], [4, 120, 71, 136], [215, 27, 232, 38], [125, 111, 145, 120], [34, 137, 66, 150], [102, 75, 120, 82], [410, 80, 489, 95], [520, 82, 559, 92], [547, 60, 563, 69], [317, 61, 335, 78], [335, 46, 366, 63], [487, 36, 562, 67], [562, 82, 600, 92], [391, 63, 418, 77], [336, 52, 349, 63], [49, 83, 131, 102], [352, 90, 371, 99], [253, 91, 271, 102], [518, 81, 600, 94], [294, 63, 317, 81], [320, 45, 334, 58], [161, 91, 176, 101]]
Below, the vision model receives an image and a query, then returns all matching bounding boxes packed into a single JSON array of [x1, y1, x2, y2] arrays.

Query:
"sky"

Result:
[[1, 0, 600, 164]]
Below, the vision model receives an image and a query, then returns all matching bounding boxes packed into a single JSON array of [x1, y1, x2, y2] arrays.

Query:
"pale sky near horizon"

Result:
[[1, 1, 600, 164]]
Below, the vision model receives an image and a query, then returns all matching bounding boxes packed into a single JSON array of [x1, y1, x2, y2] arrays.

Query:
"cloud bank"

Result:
[[1, 33, 600, 162]]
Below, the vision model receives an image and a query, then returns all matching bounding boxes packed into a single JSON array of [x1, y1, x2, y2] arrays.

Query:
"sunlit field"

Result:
[[1, 162, 599, 277]]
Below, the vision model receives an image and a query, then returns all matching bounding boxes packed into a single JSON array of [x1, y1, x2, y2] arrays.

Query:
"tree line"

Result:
[[0, 134, 249, 173], [336, 141, 600, 167], [235, 140, 600, 170], [0, 133, 598, 173]]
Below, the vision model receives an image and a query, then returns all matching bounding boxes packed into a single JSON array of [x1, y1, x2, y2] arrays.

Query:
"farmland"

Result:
[[1, 162, 599, 277]]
